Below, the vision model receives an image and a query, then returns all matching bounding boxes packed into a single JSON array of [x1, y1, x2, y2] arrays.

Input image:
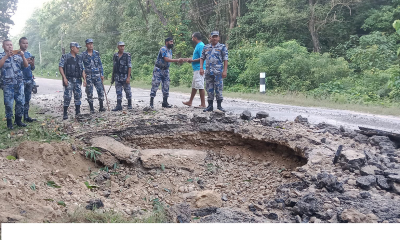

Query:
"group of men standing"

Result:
[[0, 31, 228, 129], [0, 37, 37, 130]]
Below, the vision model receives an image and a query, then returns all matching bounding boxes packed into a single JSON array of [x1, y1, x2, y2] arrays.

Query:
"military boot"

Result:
[[89, 102, 95, 114], [7, 119, 13, 130], [63, 106, 69, 120], [150, 97, 154, 109], [15, 116, 27, 127], [75, 105, 81, 116], [203, 100, 213, 112], [24, 113, 37, 122], [217, 99, 226, 112], [162, 97, 172, 108], [99, 100, 106, 112], [112, 100, 122, 111], [127, 99, 133, 110]]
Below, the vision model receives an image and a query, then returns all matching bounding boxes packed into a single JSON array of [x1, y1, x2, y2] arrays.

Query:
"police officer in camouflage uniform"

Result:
[[82, 39, 105, 113], [150, 37, 183, 108], [200, 31, 228, 112], [19, 37, 37, 122], [0, 39, 29, 129], [111, 42, 132, 111], [59, 42, 86, 120]]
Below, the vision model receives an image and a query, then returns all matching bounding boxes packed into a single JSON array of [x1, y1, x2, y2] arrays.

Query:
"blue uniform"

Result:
[[0, 52, 25, 119], [150, 46, 172, 98], [22, 51, 35, 115], [81, 50, 105, 103], [59, 53, 85, 107], [113, 52, 132, 100], [201, 42, 228, 100]]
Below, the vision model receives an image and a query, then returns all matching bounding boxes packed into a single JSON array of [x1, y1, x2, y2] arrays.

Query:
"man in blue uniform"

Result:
[[149, 37, 183, 108], [59, 42, 86, 120], [19, 37, 37, 122], [81, 39, 106, 113], [0, 39, 29, 129], [111, 42, 132, 111], [200, 31, 228, 112], [182, 32, 206, 108]]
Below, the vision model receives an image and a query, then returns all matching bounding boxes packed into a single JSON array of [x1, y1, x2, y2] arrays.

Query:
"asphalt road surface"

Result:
[[31, 77, 400, 133]]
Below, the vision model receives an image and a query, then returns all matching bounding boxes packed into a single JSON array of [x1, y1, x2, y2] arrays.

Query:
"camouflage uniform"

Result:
[[201, 42, 228, 101], [113, 52, 132, 100], [22, 51, 35, 115], [150, 46, 171, 98], [0, 52, 25, 119], [59, 53, 85, 107], [82, 50, 104, 103]]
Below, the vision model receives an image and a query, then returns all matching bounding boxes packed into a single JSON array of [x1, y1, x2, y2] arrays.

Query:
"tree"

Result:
[[0, 0, 18, 41]]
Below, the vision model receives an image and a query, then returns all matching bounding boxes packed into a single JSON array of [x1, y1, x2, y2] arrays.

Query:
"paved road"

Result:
[[31, 77, 400, 133]]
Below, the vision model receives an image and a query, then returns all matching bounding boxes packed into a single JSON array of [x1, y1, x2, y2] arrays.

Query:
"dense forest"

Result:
[[7, 0, 400, 105]]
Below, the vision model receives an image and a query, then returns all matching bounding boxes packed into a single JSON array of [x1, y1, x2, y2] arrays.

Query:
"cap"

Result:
[[118, 41, 125, 46], [85, 39, 94, 44], [211, 31, 219, 36], [70, 42, 82, 48]]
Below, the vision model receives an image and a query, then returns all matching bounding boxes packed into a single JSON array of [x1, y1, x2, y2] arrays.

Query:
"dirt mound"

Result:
[[16, 141, 95, 177]]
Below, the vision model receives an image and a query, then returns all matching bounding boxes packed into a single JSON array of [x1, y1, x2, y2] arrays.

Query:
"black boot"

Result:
[[15, 116, 27, 127], [75, 105, 81, 116], [127, 99, 133, 110], [99, 100, 106, 112], [217, 99, 226, 112], [24, 113, 37, 122], [203, 100, 214, 112], [150, 97, 154, 109], [112, 100, 122, 111], [6, 118, 13, 130], [89, 102, 95, 114], [162, 97, 172, 108], [63, 106, 68, 120]]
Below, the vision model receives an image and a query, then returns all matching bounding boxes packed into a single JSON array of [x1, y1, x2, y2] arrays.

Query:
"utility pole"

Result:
[[39, 42, 42, 65]]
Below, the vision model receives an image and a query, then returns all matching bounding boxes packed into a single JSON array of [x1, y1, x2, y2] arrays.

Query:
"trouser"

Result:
[[150, 67, 170, 98], [115, 81, 132, 100], [24, 79, 34, 115], [205, 74, 224, 101], [85, 74, 104, 103], [63, 78, 82, 107], [3, 81, 25, 119]]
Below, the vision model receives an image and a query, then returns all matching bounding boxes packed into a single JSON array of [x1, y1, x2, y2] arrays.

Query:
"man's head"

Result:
[[85, 39, 94, 51], [210, 31, 220, 45], [2, 40, 13, 52], [19, 37, 28, 51], [165, 37, 174, 49], [192, 32, 202, 44], [117, 41, 125, 53], [70, 42, 81, 54]]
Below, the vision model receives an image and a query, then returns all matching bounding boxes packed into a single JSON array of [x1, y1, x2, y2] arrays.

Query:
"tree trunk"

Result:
[[308, 0, 320, 52], [148, 0, 167, 26], [226, 0, 239, 48], [137, 0, 149, 27]]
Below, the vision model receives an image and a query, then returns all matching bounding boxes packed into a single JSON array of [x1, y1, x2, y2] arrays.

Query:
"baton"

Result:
[[107, 81, 114, 95], [102, 81, 110, 111]]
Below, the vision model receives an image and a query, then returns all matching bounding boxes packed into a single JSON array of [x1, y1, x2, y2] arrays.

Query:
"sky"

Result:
[[9, 0, 52, 37]]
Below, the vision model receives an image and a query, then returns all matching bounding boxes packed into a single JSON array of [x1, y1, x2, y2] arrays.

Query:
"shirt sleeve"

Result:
[[222, 45, 228, 61], [201, 47, 206, 60], [59, 55, 65, 67], [161, 48, 168, 58], [96, 52, 104, 76], [78, 55, 85, 71], [128, 54, 132, 68]]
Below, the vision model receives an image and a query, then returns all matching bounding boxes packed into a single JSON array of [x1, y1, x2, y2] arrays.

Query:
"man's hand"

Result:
[[19, 50, 25, 58], [6, 50, 13, 58], [178, 58, 184, 63], [200, 69, 204, 76], [222, 70, 227, 78], [126, 78, 130, 84], [63, 77, 68, 87], [101, 76, 104, 82], [187, 58, 193, 63], [27, 58, 33, 65]]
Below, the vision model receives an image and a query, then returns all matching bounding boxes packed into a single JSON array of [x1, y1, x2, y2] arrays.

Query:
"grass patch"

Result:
[[63, 202, 168, 223], [0, 91, 67, 149]]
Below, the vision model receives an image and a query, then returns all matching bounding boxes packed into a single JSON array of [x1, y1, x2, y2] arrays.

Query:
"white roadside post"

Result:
[[260, 72, 266, 94]]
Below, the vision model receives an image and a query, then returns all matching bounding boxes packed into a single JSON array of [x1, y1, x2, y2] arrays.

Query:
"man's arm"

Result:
[[0, 52, 10, 68], [31, 58, 35, 71], [200, 48, 206, 76], [20, 51, 29, 68], [98, 53, 104, 81], [221, 45, 228, 78], [59, 66, 68, 87], [126, 67, 131, 84], [163, 57, 183, 63], [111, 55, 115, 84]]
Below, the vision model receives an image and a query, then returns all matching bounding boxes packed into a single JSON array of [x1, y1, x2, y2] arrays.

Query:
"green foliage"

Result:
[[6, 155, 16, 160], [46, 181, 61, 188], [85, 147, 102, 163]]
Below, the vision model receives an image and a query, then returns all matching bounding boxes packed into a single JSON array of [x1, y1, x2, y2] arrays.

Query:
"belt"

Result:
[[155, 65, 169, 70]]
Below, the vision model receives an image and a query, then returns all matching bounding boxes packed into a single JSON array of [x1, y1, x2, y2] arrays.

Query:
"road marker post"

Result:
[[260, 72, 266, 94]]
